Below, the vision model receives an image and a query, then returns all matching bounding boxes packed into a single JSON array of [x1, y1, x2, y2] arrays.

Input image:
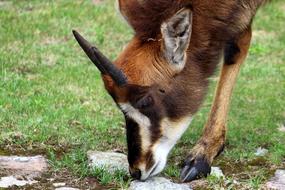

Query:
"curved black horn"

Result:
[[72, 30, 128, 86]]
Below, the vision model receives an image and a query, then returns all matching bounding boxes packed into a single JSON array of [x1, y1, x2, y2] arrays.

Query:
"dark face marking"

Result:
[[119, 85, 168, 177], [127, 86, 165, 143], [125, 117, 142, 167], [123, 87, 163, 169]]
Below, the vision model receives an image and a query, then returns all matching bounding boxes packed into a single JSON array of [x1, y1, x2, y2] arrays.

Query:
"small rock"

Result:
[[210, 167, 224, 178], [129, 177, 191, 190], [87, 151, 128, 174], [55, 187, 80, 190], [53, 182, 66, 187], [266, 170, 285, 190], [254, 147, 268, 156], [278, 124, 285, 132], [0, 176, 37, 188]]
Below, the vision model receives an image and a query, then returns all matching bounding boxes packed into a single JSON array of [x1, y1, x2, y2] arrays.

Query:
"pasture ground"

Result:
[[0, 0, 284, 189]]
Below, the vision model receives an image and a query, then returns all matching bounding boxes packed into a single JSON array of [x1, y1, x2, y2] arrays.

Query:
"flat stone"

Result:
[[254, 147, 268, 157], [0, 176, 37, 188], [210, 167, 224, 178], [129, 177, 192, 190], [55, 187, 80, 190], [87, 151, 128, 173], [266, 170, 285, 190], [0, 155, 48, 174]]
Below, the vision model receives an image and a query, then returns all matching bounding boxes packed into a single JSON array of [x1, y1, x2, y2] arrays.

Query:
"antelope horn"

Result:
[[72, 30, 128, 86]]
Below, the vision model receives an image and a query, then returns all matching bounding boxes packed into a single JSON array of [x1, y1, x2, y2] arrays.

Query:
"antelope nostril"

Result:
[[129, 168, 141, 180]]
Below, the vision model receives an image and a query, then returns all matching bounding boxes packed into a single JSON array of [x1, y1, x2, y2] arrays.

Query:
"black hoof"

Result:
[[180, 156, 211, 182]]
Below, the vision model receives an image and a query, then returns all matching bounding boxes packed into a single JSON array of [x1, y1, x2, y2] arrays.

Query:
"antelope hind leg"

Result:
[[180, 27, 252, 182]]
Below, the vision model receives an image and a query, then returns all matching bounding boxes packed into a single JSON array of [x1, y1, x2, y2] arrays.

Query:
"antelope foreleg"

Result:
[[181, 27, 252, 182]]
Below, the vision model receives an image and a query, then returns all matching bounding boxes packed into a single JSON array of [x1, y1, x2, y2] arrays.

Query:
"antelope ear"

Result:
[[161, 9, 192, 71]]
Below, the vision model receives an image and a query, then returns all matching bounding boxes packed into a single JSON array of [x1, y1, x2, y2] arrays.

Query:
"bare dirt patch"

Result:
[[12, 65, 35, 75], [65, 84, 86, 97], [92, 0, 103, 5], [2, 169, 104, 190], [41, 53, 57, 67], [41, 36, 69, 46], [0, 151, 104, 189], [281, 4, 285, 12], [0, 1, 12, 9], [252, 30, 275, 43]]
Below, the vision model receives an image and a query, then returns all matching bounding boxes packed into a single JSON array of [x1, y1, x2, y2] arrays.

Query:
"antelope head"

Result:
[[73, 0, 207, 181]]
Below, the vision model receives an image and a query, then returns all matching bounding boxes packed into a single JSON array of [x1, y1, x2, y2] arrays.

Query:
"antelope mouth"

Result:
[[141, 161, 161, 181], [149, 161, 160, 177]]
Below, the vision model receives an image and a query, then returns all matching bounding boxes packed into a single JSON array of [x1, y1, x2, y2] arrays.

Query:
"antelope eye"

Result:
[[135, 95, 154, 109]]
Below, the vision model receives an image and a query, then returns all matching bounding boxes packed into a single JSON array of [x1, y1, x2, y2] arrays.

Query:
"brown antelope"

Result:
[[73, 0, 269, 182]]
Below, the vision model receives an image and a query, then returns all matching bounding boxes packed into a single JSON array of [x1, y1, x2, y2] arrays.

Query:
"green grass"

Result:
[[0, 0, 284, 189]]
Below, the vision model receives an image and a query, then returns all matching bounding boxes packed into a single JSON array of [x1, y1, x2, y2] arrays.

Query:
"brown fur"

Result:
[[99, 0, 268, 179], [191, 27, 252, 163], [118, 0, 266, 39], [107, 0, 268, 101]]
